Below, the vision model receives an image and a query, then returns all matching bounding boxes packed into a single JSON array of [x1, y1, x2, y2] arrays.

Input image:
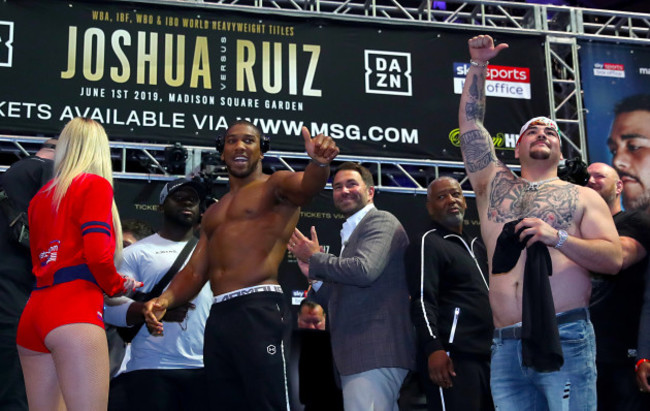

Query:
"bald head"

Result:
[[427, 176, 457, 199], [35, 138, 57, 160], [426, 177, 467, 233], [297, 300, 326, 330], [587, 162, 622, 212]]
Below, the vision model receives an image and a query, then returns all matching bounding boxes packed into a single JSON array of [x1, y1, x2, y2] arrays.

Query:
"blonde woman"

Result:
[[16, 117, 141, 411]]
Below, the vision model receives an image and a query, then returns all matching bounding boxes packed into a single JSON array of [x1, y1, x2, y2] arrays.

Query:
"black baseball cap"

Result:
[[159, 178, 206, 205]]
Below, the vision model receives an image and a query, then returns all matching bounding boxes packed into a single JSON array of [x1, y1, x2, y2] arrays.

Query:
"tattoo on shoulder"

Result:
[[460, 129, 497, 173], [488, 172, 577, 229]]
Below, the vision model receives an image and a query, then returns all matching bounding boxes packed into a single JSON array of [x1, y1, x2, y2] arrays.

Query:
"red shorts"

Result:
[[17, 280, 105, 353]]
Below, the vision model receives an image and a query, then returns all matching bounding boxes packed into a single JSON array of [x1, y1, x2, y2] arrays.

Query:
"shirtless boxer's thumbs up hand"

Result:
[[301, 126, 339, 166]]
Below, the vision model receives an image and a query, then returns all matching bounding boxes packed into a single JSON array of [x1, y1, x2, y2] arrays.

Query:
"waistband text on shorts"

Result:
[[213, 284, 283, 304]]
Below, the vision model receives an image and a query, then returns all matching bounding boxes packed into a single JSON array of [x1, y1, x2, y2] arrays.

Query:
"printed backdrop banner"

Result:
[[580, 41, 650, 164], [0, 0, 548, 161]]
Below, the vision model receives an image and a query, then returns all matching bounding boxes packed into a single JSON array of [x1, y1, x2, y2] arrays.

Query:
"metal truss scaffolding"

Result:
[[3, 0, 650, 195]]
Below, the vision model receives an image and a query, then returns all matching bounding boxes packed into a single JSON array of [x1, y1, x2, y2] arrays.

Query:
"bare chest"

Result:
[[487, 176, 579, 230]]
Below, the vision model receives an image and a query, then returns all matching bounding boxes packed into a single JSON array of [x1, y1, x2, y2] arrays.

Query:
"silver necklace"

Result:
[[522, 176, 560, 191]]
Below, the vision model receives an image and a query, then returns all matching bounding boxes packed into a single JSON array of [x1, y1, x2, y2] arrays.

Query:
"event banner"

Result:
[[1, 0, 548, 161], [580, 41, 650, 164], [579, 41, 650, 214]]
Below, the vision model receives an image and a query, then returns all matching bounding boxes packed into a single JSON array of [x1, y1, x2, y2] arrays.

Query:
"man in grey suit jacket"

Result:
[[290, 161, 416, 411]]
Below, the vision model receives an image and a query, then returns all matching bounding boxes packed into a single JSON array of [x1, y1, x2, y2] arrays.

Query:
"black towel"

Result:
[[492, 219, 564, 372]]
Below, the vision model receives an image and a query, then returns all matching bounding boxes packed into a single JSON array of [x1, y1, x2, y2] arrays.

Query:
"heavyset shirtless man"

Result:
[[458, 34, 622, 410]]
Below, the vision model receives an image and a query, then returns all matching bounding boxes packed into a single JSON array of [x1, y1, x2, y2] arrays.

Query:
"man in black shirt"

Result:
[[0, 139, 56, 410], [587, 162, 650, 410], [406, 176, 493, 411]]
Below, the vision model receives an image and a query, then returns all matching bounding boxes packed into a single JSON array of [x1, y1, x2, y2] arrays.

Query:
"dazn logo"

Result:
[[364, 50, 412, 96]]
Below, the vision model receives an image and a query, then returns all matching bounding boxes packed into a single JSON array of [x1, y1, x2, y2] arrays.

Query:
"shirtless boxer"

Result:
[[458, 35, 622, 410], [144, 120, 339, 410]]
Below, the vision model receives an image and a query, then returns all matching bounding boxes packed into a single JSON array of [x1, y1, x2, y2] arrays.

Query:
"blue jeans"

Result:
[[490, 312, 597, 411]]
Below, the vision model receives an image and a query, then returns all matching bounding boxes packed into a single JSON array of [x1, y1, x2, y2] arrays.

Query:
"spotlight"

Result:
[[200, 152, 223, 179], [190, 152, 225, 210], [129, 151, 161, 174], [164, 142, 188, 175]]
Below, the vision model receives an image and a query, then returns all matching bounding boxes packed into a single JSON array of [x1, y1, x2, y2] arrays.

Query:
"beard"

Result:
[[226, 158, 259, 179], [334, 194, 367, 217], [227, 165, 254, 179], [335, 199, 364, 217], [441, 212, 464, 228], [529, 149, 551, 160], [166, 211, 198, 228], [602, 187, 618, 206], [624, 190, 650, 213]]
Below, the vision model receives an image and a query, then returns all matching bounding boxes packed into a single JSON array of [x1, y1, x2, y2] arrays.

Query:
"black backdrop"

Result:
[[2, 0, 548, 162]]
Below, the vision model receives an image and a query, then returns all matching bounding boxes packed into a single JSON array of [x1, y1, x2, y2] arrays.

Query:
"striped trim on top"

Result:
[[81, 221, 111, 236]]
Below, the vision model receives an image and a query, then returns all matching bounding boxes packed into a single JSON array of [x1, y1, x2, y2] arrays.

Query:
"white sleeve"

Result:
[[118, 246, 140, 279], [104, 298, 133, 327]]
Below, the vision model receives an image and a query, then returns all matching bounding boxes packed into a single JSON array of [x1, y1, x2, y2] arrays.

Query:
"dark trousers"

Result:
[[294, 329, 343, 411], [417, 351, 494, 411], [108, 368, 207, 411], [204, 292, 291, 411], [0, 324, 27, 411], [597, 361, 650, 411]]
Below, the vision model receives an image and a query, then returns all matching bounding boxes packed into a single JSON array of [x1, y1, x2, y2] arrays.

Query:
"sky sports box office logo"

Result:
[[593, 62, 625, 78], [453, 62, 531, 99]]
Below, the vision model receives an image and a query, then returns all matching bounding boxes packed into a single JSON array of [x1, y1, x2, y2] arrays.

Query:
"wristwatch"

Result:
[[554, 229, 568, 249]]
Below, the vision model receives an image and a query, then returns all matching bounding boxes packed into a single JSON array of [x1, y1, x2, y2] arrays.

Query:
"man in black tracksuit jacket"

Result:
[[406, 177, 494, 411]]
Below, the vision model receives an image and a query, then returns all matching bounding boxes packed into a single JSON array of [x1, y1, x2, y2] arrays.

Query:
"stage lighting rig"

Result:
[[189, 151, 226, 209], [200, 152, 223, 180], [164, 142, 188, 175], [558, 157, 589, 186]]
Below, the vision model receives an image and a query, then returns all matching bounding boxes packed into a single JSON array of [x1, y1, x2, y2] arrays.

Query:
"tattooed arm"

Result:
[[458, 35, 509, 197]]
